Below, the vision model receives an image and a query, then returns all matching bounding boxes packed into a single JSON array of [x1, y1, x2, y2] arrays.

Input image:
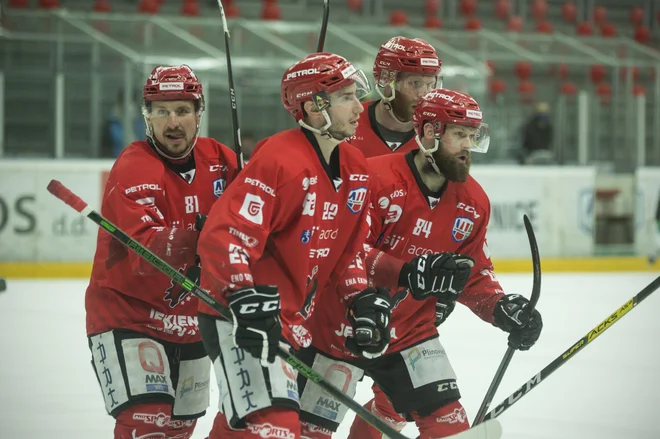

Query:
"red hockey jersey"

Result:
[[308, 150, 506, 358], [86, 138, 238, 344], [198, 128, 372, 349], [348, 101, 419, 158]]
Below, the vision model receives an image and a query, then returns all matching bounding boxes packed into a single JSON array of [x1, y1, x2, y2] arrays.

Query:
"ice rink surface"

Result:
[[1, 272, 659, 439]]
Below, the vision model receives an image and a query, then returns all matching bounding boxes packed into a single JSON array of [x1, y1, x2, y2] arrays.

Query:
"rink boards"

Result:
[[0, 160, 657, 278]]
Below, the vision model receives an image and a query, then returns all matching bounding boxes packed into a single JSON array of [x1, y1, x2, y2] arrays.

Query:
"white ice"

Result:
[[1, 272, 659, 439]]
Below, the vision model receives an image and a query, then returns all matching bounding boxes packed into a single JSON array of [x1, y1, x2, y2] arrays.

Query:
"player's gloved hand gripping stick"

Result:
[[47, 179, 503, 439]]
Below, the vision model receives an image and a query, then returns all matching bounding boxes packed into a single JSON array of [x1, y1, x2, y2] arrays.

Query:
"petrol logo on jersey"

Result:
[[452, 217, 474, 242], [213, 178, 226, 197], [347, 187, 367, 214]]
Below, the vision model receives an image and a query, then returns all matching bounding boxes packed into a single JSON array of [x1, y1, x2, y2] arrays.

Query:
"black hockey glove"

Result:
[[399, 253, 474, 301], [434, 292, 457, 327], [227, 285, 282, 365], [195, 214, 207, 232], [493, 294, 543, 351], [345, 287, 392, 359]]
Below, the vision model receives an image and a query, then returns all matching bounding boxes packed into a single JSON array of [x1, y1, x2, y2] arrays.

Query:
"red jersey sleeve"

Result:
[[456, 200, 505, 324], [103, 162, 198, 276], [198, 157, 298, 305]]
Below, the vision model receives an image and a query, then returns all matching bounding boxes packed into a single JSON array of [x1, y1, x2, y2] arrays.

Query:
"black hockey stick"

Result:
[[216, 0, 244, 171], [46, 179, 407, 439], [484, 273, 660, 421], [317, 0, 330, 52], [473, 214, 542, 425]]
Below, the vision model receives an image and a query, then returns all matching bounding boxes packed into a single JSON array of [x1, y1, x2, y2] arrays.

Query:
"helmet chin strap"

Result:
[[415, 135, 442, 175], [376, 85, 412, 127], [298, 109, 341, 143]]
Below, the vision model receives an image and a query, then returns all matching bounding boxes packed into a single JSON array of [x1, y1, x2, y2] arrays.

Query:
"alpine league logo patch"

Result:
[[347, 187, 367, 214], [452, 217, 474, 242]]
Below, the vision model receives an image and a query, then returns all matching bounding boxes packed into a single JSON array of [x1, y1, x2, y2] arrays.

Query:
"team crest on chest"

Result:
[[212, 178, 226, 197], [347, 187, 367, 214], [452, 217, 474, 242]]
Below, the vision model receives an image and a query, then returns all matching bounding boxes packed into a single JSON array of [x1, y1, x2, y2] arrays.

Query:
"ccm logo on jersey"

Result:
[[457, 202, 480, 218], [286, 68, 319, 79], [244, 178, 275, 197], [349, 174, 368, 182]]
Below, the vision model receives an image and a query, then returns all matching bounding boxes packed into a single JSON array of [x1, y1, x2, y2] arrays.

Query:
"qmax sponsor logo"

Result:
[[145, 373, 168, 392], [457, 202, 480, 219], [132, 412, 194, 428], [490, 373, 542, 418], [490, 201, 538, 231], [125, 184, 162, 194], [314, 396, 341, 420], [286, 379, 299, 401], [149, 309, 198, 337], [247, 422, 295, 439], [244, 178, 275, 196], [286, 68, 319, 79], [229, 227, 259, 247], [334, 323, 397, 340]]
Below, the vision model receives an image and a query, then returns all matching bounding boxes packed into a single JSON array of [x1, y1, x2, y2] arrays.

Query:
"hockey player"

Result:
[[351, 36, 442, 157], [297, 89, 544, 439], [196, 52, 393, 439], [85, 65, 239, 439]]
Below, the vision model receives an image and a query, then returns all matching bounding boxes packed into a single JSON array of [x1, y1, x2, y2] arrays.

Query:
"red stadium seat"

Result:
[[138, 0, 159, 14], [465, 17, 482, 31], [495, 0, 511, 20], [536, 21, 553, 34], [347, 0, 362, 12], [38, 0, 60, 9], [9, 0, 30, 8], [425, 0, 440, 15], [261, 3, 281, 20], [531, 0, 548, 21], [225, 3, 241, 18], [596, 82, 611, 103], [633, 84, 646, 96], [390, 10, 409, 26], [600, 23, 617, 38], [560, 82, 578, 96], [460, 0, 477, 16], [634, 25, 650, 45], [576, 21, 594, 36], [515, 61, 532, 81], [489, 79, 506, 97], [425, 16, 443, 29], [507, 16, 523, 32], [561, 1, 577, 23], [181, 0, 200, 17], [593, 6, 607, 26], [93, 0, 111, 12], [590, 64, 606, 84], [517, 80, 536, 102], [630, 6, 644, 27]]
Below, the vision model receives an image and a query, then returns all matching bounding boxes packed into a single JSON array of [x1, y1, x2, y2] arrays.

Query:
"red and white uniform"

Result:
[[198, 128, 372, 349], [308, 150, 505, 358], [349, 101, 418, 157], [85, 138, 238, 344]]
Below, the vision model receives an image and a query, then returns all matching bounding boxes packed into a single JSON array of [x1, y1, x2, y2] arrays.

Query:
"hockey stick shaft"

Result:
[[216, 0, 245, 171], [316, 0, 330, 52], [473, 214, 541, 425], [484, 274, 660, 421], [46, 179, 407, 439]]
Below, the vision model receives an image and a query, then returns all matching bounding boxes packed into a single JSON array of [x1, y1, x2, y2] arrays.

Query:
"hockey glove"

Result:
[[399, 253, 474, 301], [345, 287, 392, 359], [434, 293, 457, 327], [195, 214, 207, 232], [493, 294, 543, 351], [227, 285, 282, 366]]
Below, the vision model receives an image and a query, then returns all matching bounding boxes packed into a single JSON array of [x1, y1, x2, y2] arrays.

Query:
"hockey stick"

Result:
[[483, 274, 660, 421], [46, 180, 406, 439], [216, 0, 244, 171], [317, 0, 330, 52], [473, 214, 541, 425]]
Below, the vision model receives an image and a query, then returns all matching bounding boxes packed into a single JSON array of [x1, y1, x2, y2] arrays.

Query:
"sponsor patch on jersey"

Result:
[[300, 229, 313, 244], [452, 217, 474, 242], [213, 178, 226, 197], [347, 187, 367, 214], [239, 193, 265, 225]]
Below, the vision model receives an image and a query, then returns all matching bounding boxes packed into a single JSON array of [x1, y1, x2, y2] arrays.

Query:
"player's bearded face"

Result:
[[430, 125, 476, 182], [148, 100, 199, 157], [390, 74, 437, 122], [326, 84, 364, 140]]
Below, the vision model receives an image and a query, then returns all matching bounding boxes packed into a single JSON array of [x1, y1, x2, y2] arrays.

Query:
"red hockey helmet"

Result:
[[143, 65, 204, 110], [373, 37, 442, 89], [412, 89, 490, 153], [281, 52, 370, 122]]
